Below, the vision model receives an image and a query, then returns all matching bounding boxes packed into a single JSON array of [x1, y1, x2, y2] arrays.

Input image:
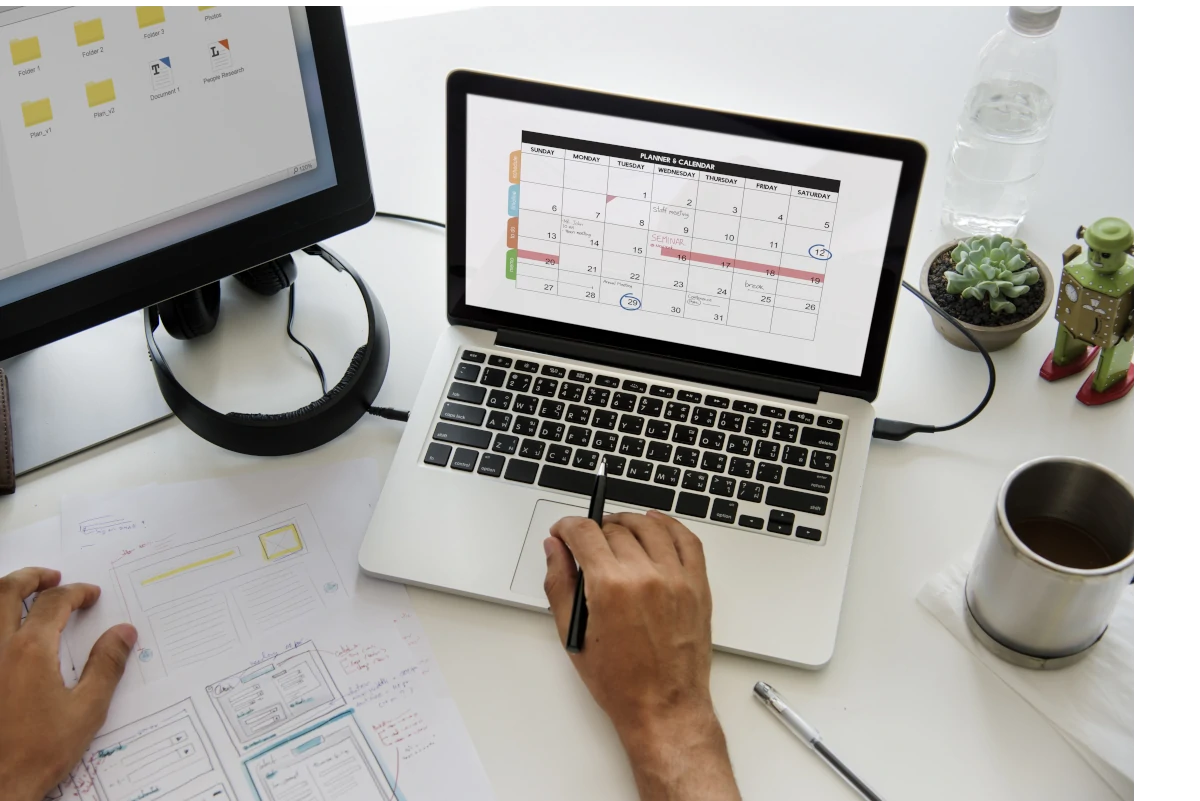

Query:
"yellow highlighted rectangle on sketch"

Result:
[[86, 79, 116, 108], [136, 7, 166, 28], [259, 524, 304, 561], [21, 98, 52, 127], [141, 550, 236, 585], [10, 36, 41, 66], [74, 18, 105, 47]]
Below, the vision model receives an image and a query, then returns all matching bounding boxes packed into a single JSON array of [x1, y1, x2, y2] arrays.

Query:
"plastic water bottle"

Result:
[[941, 6, 1061, 236]]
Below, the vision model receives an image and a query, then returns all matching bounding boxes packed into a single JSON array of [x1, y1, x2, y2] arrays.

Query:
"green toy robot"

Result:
[[1039, 217, 1134, 405]]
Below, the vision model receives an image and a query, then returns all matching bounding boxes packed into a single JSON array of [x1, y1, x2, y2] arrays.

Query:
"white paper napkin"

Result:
[[917, 554, 1133, 801]]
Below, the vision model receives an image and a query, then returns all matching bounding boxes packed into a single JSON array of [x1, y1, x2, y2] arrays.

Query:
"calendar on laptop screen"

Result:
[[464, 95, 904, 378]]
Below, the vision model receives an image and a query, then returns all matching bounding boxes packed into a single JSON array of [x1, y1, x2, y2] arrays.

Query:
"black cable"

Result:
[[871, 280, 996, 441], [374, 211, 446, 229], [286, 282, 328, 395]]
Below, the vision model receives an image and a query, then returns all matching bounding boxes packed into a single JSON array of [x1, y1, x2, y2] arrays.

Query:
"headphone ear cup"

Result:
[[158, 281, 221, 340], [235, 254, 297, 296]]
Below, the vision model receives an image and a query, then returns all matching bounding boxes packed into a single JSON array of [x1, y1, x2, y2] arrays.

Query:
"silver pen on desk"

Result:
[[753, 681, 886, 801]]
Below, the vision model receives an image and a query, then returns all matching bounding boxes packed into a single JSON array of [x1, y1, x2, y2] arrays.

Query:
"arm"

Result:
[[544, 510, 741, 801], [0, 567, 137, 801]]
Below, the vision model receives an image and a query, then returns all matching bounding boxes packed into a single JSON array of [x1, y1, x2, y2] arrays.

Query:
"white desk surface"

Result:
[[0, 7, 1133, 801]]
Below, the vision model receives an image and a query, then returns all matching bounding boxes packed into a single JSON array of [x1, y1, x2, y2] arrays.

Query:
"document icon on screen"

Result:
[[21, 98, 52, 127], [136, 6, 166, 29], [10, 36, 40, 66], [207, 38, 231, 71], [74, 18, 105, 47], [85, 78, 116, 108], [149, 56, 174, 90]]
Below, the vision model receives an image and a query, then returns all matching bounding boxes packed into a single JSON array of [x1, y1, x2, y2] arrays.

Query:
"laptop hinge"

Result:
[[495, 329, 821, 405]]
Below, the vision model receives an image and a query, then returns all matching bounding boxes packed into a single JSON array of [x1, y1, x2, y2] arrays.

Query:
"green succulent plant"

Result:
[[945, 234, 1040, 314]]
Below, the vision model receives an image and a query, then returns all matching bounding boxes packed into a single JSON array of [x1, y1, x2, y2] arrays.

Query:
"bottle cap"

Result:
[[1008, 6, 1061, 35]]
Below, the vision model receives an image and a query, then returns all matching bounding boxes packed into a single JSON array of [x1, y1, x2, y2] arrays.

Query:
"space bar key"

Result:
[[538, 465, 675, 511]]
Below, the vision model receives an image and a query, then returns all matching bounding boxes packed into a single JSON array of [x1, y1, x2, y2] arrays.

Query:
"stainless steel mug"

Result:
[[965, 456, 1134, 669]]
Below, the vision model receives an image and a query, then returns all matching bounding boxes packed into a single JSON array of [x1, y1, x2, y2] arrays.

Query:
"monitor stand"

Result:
[[0, 311, 172, 477]]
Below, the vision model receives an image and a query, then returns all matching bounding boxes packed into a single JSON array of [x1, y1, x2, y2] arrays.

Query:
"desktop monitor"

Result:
[[0, 5, 373, 359]]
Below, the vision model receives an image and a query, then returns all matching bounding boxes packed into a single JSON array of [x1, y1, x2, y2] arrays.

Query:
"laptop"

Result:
[[359, 71, 926, 668]]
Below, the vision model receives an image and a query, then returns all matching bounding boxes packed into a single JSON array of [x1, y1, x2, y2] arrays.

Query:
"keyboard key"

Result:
[[611, 392, 637, 412], [710, 499, 738, 524], [592, 432, 619, 452], [718, 412, 744, 432], [691, 407, 716, 427], [637, 397, 664, 417], [801, 427, 841, 451], [737, 481, 764, 503], [650, 385, 675, 398], [738, 515, 764, 530], [646, 441, 672, 462], [733, 400, 758, 414], [593, 410, 618, 430], [701, 452, 727, 473], [678, 390, 702, 403], [558, 382, 584, 402], [504, 458, 538, 483], [768, 509, 795, 535], [513, 394, 539, 414], [424, 442, 451, 466], [645, 419, 671, 440], [784, 468, 832, 494], [796, 526, 822, 541], [704, 395, 730, 408], [811, 451, 836, 471], [654, 465, 680, 486], [441, 402, 485, 426], [478, 453, 506, 477], [622, 380, 648, 393], [766, 486, 828, 516], [486, 390, 513, 410], [682, 470, 708, 492], [488, 355, 513, 368], [754, 441, 780, 461], [819, 416, 843, 430], [433, 422, 491, 449], [745, 417, 772, 437], [569, 369, 593, 383], [538, 464, 673, 510], [664, 402, 691, 422], [675, 492, 710, 518], [601, 454, 626, 476], [618, 415, 645, 435], [454, 363, 481, 382], [756, 462, 783, 484], [461, 350, 485, 363], [447, 381, 486, 404], [481, 367, 506, 387], [541, 365, 566, 378], [595, 375, 620, 388], [782, 446, 809, 467], [533, 377, 559, 397], [761, 405, 785, 419], [565, 404, 591, 425], [515, 359, 539, 373], [486, 411, 512, 431], [698, 430, 725, 450], [619, 436, 646, 458], [789, 410, 815, 425], [546, 444, 572, 465], [572, 449, 599, 470], [539, 422, 565, 442], [538, 400, 565, 420], [729, 457, 755, 478], [512, 416, 538, 436], [585, 387, 611, 406], [672, 447, 699, 468], [709, 476, 736, 497], [626, 460, 654, 481], [506, 373, 532, 392], [565, 426, 591, 447], [671, 425, 698, 446], [451, 448, 479, 472], [726, 435, 752, 455], [519, 439, 545, 459], [493, 434, 519, 454], [772, 422, 799, 443]]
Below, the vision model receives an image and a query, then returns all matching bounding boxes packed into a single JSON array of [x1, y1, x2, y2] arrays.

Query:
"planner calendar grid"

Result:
[[504, 132, 840, 341]]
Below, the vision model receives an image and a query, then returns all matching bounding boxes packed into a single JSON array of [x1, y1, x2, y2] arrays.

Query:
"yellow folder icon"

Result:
[[21, 98, 52, 127], [74, 18, 105, 47], [136, 7, 166, 28], [10, 36, 40, 66], [85, 79, 116, 108]]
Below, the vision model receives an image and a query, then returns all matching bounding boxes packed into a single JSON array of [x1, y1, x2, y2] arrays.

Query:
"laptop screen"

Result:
[[464, 93, 905, 380]]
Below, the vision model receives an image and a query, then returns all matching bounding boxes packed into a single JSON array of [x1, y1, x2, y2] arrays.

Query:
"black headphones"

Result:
[[145, 244, 390, 456]]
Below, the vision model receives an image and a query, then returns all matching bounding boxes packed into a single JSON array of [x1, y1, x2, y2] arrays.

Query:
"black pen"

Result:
[[566, 459, 605, 652]]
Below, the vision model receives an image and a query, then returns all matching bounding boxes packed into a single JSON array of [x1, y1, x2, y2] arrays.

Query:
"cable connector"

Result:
[[871, 418, 935, 441], [367, 406, 409, 422]]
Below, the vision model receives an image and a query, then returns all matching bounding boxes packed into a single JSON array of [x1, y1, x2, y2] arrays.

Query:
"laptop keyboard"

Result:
[[422, 348, 845, 544]]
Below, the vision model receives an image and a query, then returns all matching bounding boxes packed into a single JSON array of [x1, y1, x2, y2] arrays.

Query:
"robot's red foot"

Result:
[[1076, 364, 1134, 406], [1039, 346, 1100, 381]]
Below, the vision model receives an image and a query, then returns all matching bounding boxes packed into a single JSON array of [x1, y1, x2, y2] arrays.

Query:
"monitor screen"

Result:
[[0, 5, 335, 307], [464, 94, 905, 380]]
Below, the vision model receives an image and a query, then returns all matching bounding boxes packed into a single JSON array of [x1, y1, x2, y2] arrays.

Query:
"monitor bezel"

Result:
[[446, 70, 926, 402], [0, 7, 373, 360]]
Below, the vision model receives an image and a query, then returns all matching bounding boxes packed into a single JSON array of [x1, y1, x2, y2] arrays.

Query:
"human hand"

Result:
[[544, 511, 740, 801], [0, 567, 138, 801]]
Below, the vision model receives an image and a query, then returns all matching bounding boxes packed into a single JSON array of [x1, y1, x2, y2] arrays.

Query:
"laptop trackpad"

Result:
[[510, 500, 587, 601]]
